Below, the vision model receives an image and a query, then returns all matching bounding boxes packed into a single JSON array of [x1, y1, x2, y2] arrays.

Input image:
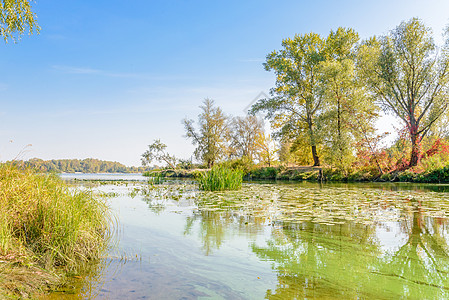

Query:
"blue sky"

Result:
[[1, 0, 449, 166]]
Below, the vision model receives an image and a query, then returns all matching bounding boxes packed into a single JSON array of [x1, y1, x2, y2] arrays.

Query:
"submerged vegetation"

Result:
[[147, 171, 166, 185], [197, 165, 244, 191], [0, 164, 112, 298]]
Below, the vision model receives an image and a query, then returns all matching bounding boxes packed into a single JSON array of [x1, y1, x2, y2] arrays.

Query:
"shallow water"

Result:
[[44, 177, 449, 299], [59, 172, 147, 181]]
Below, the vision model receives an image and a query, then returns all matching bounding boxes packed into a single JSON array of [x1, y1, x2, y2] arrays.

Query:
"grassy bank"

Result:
[[144, 163, 449, 184], [0, 164, 112, 298], [249, 165, 449, 183]]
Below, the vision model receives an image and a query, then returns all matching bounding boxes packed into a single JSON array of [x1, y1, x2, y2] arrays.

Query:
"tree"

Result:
[[1, 0, 39, 42], [358, 18, 449, 167], [141, 139, 177, 169], [251, 33, 326, 166], [318, 27, 378, 173], [255, 132, 277, 167], [228, 115, 264, 161], [278, 138, 314, 166], [183, 99, 229, 168], [277, 140, 292, 166]]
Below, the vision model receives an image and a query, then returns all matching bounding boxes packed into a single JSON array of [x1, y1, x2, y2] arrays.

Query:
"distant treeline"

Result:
[[11, 158, 148, 173]]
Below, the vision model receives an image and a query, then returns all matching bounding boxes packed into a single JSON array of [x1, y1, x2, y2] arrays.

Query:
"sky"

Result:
[[1, 0, 449, 167]]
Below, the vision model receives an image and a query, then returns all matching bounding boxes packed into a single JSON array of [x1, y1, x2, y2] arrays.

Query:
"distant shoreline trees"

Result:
[[12, 158, 147, 173]]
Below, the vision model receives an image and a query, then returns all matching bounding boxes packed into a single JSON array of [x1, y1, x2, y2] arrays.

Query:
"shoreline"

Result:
[[143, 166, 449, 184]]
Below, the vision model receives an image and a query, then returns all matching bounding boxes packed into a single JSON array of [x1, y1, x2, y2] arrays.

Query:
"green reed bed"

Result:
[[0, 164, 112, 298], [148, 171, 165, 185], [197, 165, 244, 191]]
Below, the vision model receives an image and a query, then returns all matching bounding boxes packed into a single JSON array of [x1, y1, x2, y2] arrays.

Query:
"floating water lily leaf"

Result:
[[125, 181, 449, 228]]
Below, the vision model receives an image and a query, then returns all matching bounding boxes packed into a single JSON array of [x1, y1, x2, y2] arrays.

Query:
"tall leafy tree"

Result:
[[318, 27, 378, 172], [228, 115, 264, 161], [251, 33, 325, 166], [358, 18, 449, 167], [183, 99, 229, 168], [1, 0, 39, 42]]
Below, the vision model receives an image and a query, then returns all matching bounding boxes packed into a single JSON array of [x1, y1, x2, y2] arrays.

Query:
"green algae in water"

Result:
[[47, 179, 449, 299], [144, 182, 449, 299]]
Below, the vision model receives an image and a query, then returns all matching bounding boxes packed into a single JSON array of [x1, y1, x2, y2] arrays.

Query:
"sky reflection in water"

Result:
[[47, 177, 449, 299]]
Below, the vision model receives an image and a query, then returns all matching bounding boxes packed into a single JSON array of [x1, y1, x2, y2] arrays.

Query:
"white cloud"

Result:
[[52, 65, 102, 75], [51, 65, 195, 81]]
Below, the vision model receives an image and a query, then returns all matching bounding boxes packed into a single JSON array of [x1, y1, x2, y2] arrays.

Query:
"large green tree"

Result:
[[1, 0, 39, 42], [318, 27, 378, 172], [183, 99, 229, 168], [251, 33, 325, 166], [358, 18, 449, 167]]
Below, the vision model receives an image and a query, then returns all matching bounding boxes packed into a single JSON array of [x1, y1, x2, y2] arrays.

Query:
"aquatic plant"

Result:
[[0, 164, 113, 297], [197, 165, 244, 191], [149, 172, 165, 184]]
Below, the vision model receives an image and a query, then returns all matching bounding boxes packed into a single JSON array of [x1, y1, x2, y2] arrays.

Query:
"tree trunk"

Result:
[[337, 97, 344, 168], [408, 109, 421, 168], [311, 145, 320, 166], [307, 115, 320, 167], [408, 112, 421, 168], [409, 135, 421, 167]]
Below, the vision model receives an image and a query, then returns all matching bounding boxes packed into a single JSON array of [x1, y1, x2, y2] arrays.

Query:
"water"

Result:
[[59, 173, 147, 181], [45, 176, 449, 299]]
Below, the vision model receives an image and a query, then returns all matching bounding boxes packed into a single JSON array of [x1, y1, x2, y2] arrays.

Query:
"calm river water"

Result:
[[45, 174, 449, 299]]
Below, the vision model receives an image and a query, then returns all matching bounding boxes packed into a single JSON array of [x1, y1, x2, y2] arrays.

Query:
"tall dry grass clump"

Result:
[[0, 164, 112, 296]]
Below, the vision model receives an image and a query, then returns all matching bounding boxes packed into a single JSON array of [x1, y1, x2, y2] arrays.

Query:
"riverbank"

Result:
[[0, 165, 112, 299], [144, 165, 449, 183]]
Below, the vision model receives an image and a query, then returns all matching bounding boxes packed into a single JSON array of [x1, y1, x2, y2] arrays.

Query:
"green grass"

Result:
[[148, 171, 165, 184], [249, 166, 282, 180], [0, 164, 113, 298], [197, 165, 244, 191]]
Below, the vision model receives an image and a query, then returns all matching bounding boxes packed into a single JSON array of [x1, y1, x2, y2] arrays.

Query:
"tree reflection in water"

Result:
[[184, 210, 266, 256], [251, 207, 449, 299], [139, 182, 449, 298]]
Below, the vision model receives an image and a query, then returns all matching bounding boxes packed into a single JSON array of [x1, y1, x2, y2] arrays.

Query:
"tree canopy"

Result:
[[0, 0, 39, 42], [183, 99, 229, 168], [358, 18, 449, 167], [141, 139, 177, 169], [251, 32, 326, 166], [318, 28, 378, 173], [228, 115, 264, 161]]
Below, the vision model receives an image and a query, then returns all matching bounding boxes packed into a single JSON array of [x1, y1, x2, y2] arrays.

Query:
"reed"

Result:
[[0, 164, 113, 297], [197, 165, 243, 191], [148, 171, 165, 185]]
